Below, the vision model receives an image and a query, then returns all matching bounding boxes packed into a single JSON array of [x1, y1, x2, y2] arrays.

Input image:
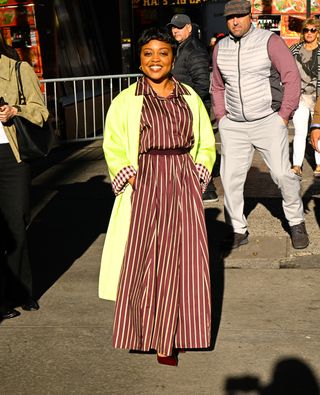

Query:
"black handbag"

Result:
[[13, 61, 55, 162]]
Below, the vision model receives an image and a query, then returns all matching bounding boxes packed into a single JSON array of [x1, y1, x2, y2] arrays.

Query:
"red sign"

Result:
[[0, 4, 35, 26], [0, 1, 32, 5], [252, 0, 320, 14]]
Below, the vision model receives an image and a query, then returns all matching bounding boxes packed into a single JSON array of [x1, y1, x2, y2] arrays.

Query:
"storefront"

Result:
[[1, 1, 319, 78], [129, 0, 320, 70], [132, 0, 227, 43], [251, 0, 320, 47], [0, 0, 121, 79], [129, 0, 227, 69], [0, 0, 43, 77]]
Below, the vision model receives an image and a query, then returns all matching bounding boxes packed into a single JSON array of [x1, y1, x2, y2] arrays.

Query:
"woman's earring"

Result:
[[139, 65, 142, 71]]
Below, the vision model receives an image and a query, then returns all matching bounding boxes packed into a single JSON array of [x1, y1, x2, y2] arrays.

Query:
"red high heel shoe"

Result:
[[157, 353, 178, 366]]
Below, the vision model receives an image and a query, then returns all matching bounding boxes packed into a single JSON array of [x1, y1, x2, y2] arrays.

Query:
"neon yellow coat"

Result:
[[99, 81, 216, 301]]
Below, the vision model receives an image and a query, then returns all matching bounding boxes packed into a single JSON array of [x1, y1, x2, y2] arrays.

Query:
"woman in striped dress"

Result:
[[99, 27, 216, 366]]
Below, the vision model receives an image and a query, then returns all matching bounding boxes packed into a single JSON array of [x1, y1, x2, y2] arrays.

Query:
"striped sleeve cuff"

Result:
[[112, 165, 136, 196], [195, 163, 211, 193]]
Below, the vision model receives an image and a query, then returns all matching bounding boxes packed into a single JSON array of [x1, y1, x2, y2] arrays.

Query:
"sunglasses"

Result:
[[303, 28, 318, 33]]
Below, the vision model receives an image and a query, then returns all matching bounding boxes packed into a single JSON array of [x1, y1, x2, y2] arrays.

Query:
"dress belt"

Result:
[[146, 148, 189, 155]]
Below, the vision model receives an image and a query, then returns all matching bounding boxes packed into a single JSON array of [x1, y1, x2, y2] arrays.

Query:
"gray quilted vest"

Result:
[[217, 26, 282, 122]]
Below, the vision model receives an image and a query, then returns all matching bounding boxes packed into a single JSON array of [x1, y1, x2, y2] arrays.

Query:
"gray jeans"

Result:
[[219, 112, 304, 233]]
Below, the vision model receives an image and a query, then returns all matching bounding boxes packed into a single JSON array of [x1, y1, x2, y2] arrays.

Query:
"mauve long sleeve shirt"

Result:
[[210, 32, 301, 123]]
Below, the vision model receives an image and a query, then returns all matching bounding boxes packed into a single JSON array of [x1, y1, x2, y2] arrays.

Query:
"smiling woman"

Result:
[[99, 27, 216, 367], [138, 28, 176, 96]]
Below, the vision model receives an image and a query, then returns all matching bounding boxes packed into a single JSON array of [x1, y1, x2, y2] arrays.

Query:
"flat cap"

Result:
[[167, 14, 191, 28], [224, 0, 251, 17]]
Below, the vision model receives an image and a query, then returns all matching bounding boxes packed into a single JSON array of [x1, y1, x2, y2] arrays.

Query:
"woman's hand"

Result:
[[311, 129, 320, 153], [0, 105, 18, 123], [128, 176, 136, 189]]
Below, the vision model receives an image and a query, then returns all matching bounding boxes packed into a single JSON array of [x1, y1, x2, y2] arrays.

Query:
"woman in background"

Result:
[[290, 18, 320, 177], [99, 27, 216, 366], [0, 31, 49, 320], [310, 96, 320, 154]]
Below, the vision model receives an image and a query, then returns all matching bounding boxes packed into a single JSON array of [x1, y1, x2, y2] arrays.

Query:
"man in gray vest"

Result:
[[211, 0, 309, 249]]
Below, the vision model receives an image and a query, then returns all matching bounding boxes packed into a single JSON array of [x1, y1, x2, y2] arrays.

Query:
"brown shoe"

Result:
[[291, 166, 302, 177], [290, 222, 309, 249]]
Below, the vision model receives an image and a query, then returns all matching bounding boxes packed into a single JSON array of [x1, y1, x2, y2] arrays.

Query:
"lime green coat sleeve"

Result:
[[102, 83, 142, 180], [99, 82, 216, 301]]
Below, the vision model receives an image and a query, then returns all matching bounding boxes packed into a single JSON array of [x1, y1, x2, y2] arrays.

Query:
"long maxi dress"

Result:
[[113, 78, 211, 356]]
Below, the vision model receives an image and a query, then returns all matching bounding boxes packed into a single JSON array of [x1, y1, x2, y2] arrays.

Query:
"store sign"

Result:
[[252, 0, 320, 14], [0, 0, 32, 5], [0, 4, 35, 26], [132, 0, 207, 6]]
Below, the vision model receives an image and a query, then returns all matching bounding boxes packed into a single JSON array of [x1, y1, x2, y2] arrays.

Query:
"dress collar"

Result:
[[135, 76, 190, 97]]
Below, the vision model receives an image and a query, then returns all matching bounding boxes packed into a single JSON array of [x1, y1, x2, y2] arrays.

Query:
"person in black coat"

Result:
[[167, 14, 211, 112], [167, 14, 218, 202]]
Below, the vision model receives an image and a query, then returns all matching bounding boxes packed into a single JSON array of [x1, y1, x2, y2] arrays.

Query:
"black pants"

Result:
[[0, 144, 32, 312]]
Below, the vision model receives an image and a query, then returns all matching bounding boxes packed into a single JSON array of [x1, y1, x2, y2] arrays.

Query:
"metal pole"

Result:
[[306, 0, 311, 18]]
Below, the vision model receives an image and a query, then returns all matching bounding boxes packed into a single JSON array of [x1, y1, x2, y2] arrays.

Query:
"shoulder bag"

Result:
[[13, 61, 55, 162]]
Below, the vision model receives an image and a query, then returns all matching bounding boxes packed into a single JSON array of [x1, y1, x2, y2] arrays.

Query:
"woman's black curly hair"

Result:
[[138, 27, 177, 56], [0, 30, 20, 60]]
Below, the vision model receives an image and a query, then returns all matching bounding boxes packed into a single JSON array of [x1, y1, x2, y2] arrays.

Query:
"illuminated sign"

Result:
[[132, 0, 207, 6], [252, 0, 320, 14]]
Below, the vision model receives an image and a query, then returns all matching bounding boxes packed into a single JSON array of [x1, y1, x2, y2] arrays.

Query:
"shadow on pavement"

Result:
[[30, 141, 95, 179], [28, 175, 114, 299], [205, 207, 233, 349], [224, 357, 320, 395], [226, 165, 290, 234], [244, 198, 290, 234], [305, 137, 317, 172], [303, 179, 320, 228]]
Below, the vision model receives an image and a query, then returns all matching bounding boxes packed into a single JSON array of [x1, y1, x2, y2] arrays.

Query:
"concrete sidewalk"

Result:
[[30, 138, 320, 269], [208, 130, 320, 269], [0, 140, 319, 394]]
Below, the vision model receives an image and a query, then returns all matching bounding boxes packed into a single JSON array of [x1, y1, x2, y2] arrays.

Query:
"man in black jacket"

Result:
[[167, 13, 218, 202]]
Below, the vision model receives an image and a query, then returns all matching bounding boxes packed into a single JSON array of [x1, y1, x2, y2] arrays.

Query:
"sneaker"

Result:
[[202, 183, 219, 202], [313, 165, 320, 178], [224, 231, 249, 249], [291, 165, 302, 177], [290, 222, 309, 249]]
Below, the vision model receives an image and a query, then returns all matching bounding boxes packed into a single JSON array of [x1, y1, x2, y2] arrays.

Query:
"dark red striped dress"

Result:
[[113, 77, 211, 356]]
